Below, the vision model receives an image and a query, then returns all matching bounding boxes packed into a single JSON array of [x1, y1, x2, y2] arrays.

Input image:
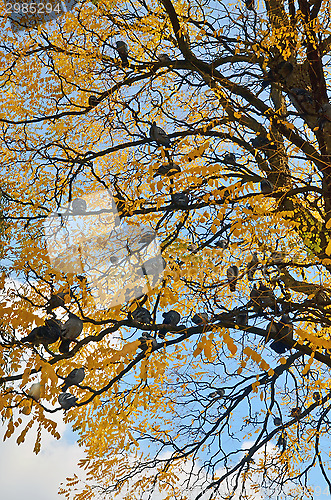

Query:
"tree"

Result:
[[0, 0, 331, 498]]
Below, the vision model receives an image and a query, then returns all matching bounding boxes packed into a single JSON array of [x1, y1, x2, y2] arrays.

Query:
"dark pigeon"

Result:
[[61, 367, 85, 392], [59, 312, 83, 354]]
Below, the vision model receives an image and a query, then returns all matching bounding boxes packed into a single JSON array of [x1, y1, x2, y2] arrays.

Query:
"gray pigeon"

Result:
[[192, 312, 208, 325], [21, 318, 62, 346], [277, 314, 293, 342], [159, 310, 181, 338], [274, 416, 282, 426], [260, 179, 274, 194], [138, 332, 157, 351], [223, 153, 236, 166], [150, 122, 171, 147], [131, 307, 152, 324], [116, 41, 129, 67], [215, 239, 228, 249], [59, 312, 83, 354], [61, 367, 85, 392], [247, 252, 259, 281], [153, 162, 181, 177], [158, 54, 171, 63], [46, 290, 72, 314], [209, 388, 225, 398], [88, 95, 99, 107], [137, 255, 166, 277], [58, 392, 77, 410], [226, 265, 239, 292], [312, 392, 320, 401], [72, 198, 87, 214], [171, 193, 189, 209]]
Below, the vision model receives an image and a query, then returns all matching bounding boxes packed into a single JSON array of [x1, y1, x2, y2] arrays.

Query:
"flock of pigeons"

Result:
[[21, 296, 85, 411]]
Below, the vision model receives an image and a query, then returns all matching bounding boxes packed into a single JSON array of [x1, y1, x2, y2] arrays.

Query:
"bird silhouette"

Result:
[[192, 312, 209, 325], [88, 95, 99, 107], [61, 367, 85, 392], [158, 54, 171, 63], [209, 388, 225, 398], [138, 332, 157, 351], [251, 136, 277, 150], [59, 312, 83, 354], [131, 307, 152, 324], [21, 318, 62, 346], [171, 193, 189, 209], [223, 152, 236, 166], [71, 198, 87, 214], [46, 290, 72, 314], [116, 41, 129, 67], [150, 122, 171, 148], [159, 310, 181, 338], [153, 162, 181, 177]]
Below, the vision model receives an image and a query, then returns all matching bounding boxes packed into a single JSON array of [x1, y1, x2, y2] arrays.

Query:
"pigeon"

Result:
[[188, 242, 198, 253], [223, 153, 236, 166], [250, 283, 262, 313], [215, 239, 228, 249], [149, 122, 171, 147], [270, 340, 289, 354], [21, 318, 62, 346], [258, 282, 278, 313], [88, 95, 99, 107], [131, 307, 152, 324], [209, 388, 225, 398], [313, 391, 321, 401], [245, 0, 254, 9], [290, 407, 301, 419], [159, 310, 181, 338], [236, 307, 248, 326], [171, 193, 189, 209], [192, 313, 208, 325], [58, 392, 78, 410], [138, 332, 157, 351], [71, 198, 87, 214], [251, 136, 277, 150], [61, 367, 85, 392], [46, 290, 72, 314], [158, 53, 172, 63], [21, 382, 42, 415], [260, 179, 274, 194], [153, 162, 181, 177], [247, 252, 259, 281], [59, 312, 84, 354], [116, 41, 129, 67], [226, 265, 239, 292], [273, 417, 282, 426]]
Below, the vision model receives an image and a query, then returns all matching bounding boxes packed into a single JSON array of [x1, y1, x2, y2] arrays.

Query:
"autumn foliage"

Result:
[[1, 0, 331, 498]]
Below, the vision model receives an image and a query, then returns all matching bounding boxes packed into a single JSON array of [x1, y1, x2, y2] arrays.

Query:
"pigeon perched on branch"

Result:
[[171, 193, 189, 209], [131, 307, 152, 324], [159, 310, 181, 338], [150, 122, 171, 148], [58, 392, 78, 410], [21, 318, 62, 346], [138, 332, 157, 351], [251, 136, 277, 150], [192, 313, 209, 325], [153, 162, 181, 177], [61, 367, 85, 392], [223, 153, 236, 166], [59, 312, 83, 354], [209, 388, 225, 398], [236, 307, 248, 326], [226, 265, 239, 292], [46, 290, 72, 313], [116, 41, 129, 67], [88, 95, 99, 107], [158, 54, 172, 63], [245, 0, 254, 10]]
